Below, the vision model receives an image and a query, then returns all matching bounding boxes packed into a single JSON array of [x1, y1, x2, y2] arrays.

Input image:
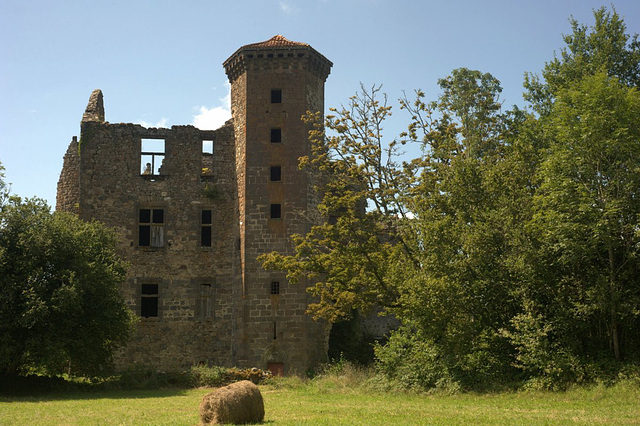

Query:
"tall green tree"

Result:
[[0, 196, 136, 376], [261, 85, 413, 322], [525, 6, 640, 114], [530, 72, 640, 361]]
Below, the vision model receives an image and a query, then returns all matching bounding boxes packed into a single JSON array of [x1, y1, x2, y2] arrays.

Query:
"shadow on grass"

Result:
[[0, 374, 193, 401]]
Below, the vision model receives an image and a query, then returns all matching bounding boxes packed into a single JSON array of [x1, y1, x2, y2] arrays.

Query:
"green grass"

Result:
[[1, 378, 638, 425]]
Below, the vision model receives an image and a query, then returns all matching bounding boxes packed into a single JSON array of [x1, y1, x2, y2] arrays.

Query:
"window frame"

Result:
[[271, 89, 282, 104], [270, 128, 282, 143], [139, 208, 165, 247], [269, 165, 282, 182], [140, 283, 159, 318], [201, 209, 212, 247], [270, 203, 282, 219], [140, 138, 166, 176]]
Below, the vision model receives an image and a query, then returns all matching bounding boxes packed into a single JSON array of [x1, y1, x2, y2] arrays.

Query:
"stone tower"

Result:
[[224, 35, 332, 373]]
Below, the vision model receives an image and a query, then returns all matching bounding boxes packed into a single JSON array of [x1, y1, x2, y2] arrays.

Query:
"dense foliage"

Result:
[[0, 181, 135, 377], [262, 7, 640, 390]]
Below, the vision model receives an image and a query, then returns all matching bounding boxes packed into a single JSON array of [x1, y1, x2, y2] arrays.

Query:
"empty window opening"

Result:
[[271, 89, 282, 103], [273, 321, 277, 340], [270, 204, 281, 219], [141, 284, 159, 318], [200, 284, 212, 319], [201, 209, 212, 247], [270, 281, 280, 295], [139, 208, 164, 247], [270, 128, 282, 143], [141, 139, 165, 176], [202, 140, 214, 176], [270, 166, 282, 182]]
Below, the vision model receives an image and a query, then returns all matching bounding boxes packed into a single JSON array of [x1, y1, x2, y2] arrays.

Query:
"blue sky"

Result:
[[1, 0, 639, 207]]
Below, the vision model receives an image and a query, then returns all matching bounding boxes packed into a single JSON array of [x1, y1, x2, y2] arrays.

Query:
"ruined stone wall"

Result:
[[56, 137, 80, 213], [75, 120, 240, 370]]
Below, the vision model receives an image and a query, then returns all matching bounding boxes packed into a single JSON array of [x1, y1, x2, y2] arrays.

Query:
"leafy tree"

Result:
[[530, 72, 640, 362], [0, 196, 135, 377], [260, 85, 414, 322], [0, 161, 9, 207], [525, 6, 640, 114]]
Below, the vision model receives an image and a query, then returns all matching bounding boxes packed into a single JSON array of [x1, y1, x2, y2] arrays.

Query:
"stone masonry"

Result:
[[56, 36, 332, 374]]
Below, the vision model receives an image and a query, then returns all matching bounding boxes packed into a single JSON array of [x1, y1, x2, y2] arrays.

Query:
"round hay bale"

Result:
[[199, 380, 265, 425]]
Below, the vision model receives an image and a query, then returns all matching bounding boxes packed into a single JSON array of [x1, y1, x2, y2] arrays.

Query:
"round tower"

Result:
[[224, 35, 332, 373]]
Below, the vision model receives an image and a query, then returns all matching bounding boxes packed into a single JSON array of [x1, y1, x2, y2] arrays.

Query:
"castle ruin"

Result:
[[56, 35, 332, 374]]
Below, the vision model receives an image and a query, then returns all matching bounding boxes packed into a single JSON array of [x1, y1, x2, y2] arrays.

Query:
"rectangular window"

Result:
[[200, 284, 212, 319], [271, 89, 282, 103], [270, 166, 281, 182], [139, 208, 164, 247], [202, 140, 214, 176], [141, 284, 158, 318], [270, 128, 282, 143], [270, 204, 281, 219], [201, 209, 212, 247], [270, 281, 280, 295], [141, 139, 165, 176]]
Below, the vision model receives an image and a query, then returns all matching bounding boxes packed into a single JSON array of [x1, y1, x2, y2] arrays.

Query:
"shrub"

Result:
[[374, 326, 459, 393]]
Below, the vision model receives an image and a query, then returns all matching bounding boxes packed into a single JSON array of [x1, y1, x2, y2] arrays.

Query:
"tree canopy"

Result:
[[262, 7, 640, 390], [0, 185, 135, 377]]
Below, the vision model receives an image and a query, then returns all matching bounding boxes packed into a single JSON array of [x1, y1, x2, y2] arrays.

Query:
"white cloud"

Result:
[[279, 0, 299, 14], [136, 118, 169, 128], [192, 84, 232, 130]]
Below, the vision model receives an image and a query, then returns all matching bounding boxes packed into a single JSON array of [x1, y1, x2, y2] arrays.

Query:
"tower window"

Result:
[[270, 166, 281, 182], [201, 209, 212, 247], [270, 204, 281, 219], [139, 208, 164, 247], [141, 139, 165, 176], [270, 128, 282, 143], [141, 284, 159, 318], [270, 281, 280, 295], [271, 89, 282, 103]]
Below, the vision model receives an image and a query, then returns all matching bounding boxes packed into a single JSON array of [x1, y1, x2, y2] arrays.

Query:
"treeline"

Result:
[[261, 7, 640, 390]]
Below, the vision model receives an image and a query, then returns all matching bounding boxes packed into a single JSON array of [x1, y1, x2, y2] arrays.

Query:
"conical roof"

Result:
[[241, 35, 310, 49], [223, 35, 332, 83]]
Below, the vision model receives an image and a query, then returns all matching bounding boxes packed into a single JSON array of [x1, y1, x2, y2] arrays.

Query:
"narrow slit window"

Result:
[[141, 139, 165, 176], [270, 128, 282, 143], [270, 166, 281, 182], [270, 204, 281, 219], [141, 284, 159, 318], [271, 89, 282, 103], [200, 284, 212, 319], [201, 209, 212, 247], [139, 208, 164, 247]]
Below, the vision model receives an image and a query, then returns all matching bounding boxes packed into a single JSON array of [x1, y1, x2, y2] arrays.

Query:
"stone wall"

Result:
[[68, 116, 241, 370]]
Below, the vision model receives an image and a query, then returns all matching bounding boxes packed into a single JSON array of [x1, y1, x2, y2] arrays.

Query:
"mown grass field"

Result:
[[1, 376, 639, 425]]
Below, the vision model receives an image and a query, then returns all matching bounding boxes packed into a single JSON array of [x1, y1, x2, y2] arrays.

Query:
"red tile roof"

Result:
[[241, 35, 309, 49]]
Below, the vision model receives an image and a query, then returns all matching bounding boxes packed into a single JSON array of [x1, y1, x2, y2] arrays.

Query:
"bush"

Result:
[[188, 365, 271, 388], [374, 326, 459, 393]]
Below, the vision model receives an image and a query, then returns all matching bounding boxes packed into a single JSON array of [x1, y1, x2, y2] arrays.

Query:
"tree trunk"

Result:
[[609, 245, 620, 361]]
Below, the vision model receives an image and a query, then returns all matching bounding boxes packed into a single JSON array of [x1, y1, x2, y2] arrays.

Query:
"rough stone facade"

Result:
[[56, 36, 332, 374]]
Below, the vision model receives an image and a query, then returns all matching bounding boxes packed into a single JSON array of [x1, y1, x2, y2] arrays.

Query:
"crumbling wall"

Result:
[[75, 116, 240, 370], [56, 137, 80, 213]]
